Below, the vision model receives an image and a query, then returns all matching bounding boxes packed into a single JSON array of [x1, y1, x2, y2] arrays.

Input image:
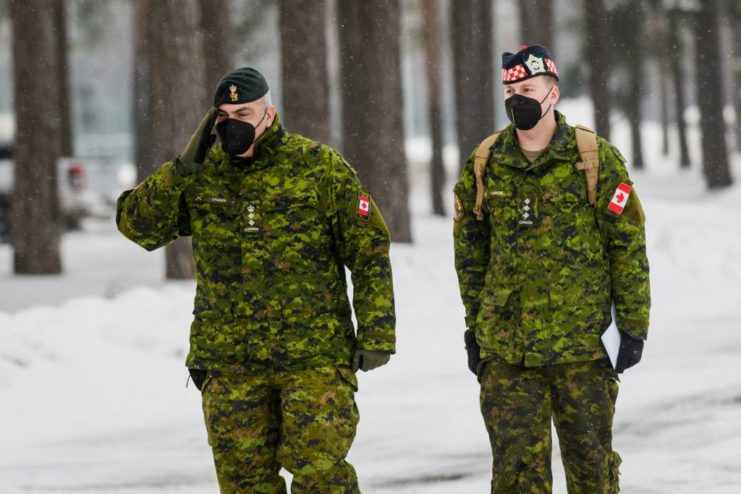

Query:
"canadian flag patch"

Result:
[[357, 194, 370, 219], [608, 182, 632, 215]]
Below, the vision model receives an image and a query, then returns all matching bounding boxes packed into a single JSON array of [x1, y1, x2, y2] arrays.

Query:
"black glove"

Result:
[[615, 330, 644, 373], [188, 368, 207, 391], [174, 108, 219, 175], [464, 329, 481, 375], [352, 350, 391, 372]]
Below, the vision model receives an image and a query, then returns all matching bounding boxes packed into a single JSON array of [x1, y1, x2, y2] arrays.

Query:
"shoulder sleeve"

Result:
[[325, 148, 396, 353], [453, 147, 491, 330], [116, 161, 192, 251], [595, 140, 651, 339]]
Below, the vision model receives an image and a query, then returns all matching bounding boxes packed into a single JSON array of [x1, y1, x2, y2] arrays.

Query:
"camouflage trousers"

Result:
[[200, 366, 361, 494], [479, 358, 621, 494]]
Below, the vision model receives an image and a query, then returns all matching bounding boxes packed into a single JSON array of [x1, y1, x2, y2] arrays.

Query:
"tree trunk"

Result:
[[10, 0, 63, 274], [610, 0, 644, 168], [279, 0, 331, 144], [451, 0, 495, 169], [651, 9, 670, 156], [52, 0, 73, 157], [517, 0, 554, 48], [668, 11, 691, 168], [337, 0, 412, 243], [200, 0, 234, 95], [627, 65, 645, 169], [147, 0, 207, 277], [659, 66, 669, 156], [422, 0, 445, 217], [132, 0, 156, 181], [584, 0, 611, 139], [693, 1, 733, 189], [629, 59, 644, 169]]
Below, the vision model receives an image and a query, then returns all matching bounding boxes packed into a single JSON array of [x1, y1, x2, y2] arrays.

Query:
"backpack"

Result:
[[472, 125, 600, 221]]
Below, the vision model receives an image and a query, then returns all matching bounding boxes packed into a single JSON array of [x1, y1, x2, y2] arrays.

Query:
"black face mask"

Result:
[[504, 88, 553, 131], [216, 109, 267, 157]]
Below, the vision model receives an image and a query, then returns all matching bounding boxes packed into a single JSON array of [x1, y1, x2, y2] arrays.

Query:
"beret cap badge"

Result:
[[229, 84, 239, 102]]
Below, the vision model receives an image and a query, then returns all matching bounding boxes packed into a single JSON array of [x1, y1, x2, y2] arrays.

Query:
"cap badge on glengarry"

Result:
[[524, 54, 546, 75]]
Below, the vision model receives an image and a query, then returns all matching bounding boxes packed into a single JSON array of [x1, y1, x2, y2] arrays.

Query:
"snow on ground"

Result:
[[2, 108, 741, 493]]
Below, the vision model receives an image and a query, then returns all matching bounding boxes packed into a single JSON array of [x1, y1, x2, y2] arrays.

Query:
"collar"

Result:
[[250, 113, 286, 164], [491, 111, 575, 170]]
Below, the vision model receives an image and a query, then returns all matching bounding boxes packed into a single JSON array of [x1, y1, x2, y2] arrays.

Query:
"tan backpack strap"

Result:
[[473, 132, 502, 220], [574, 124, 600, 206]]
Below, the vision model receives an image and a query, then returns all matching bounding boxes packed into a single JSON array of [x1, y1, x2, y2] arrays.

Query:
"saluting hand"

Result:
[[174, 107, 219, 176]]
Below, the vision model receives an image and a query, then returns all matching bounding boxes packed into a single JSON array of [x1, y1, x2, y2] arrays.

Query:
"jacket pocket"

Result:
[[475, 286, 518, 351]]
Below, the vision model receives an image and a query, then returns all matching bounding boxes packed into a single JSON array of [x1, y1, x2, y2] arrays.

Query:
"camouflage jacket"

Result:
[[453, 112, 650, 367], [117, 116, 396, 372]]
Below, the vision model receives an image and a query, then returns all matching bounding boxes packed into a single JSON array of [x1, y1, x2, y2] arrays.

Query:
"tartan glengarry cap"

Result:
[[501, 44, 559, 84], [213, 67, 270, 106]]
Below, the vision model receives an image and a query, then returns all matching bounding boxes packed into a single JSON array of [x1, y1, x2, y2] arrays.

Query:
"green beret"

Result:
[[213, 67, 269, 106]]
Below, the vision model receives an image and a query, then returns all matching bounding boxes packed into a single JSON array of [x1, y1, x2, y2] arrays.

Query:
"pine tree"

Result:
[[134, 0, 208, 278], [610, 0, 646, 169], [693, 0, 733, 188], [200, 0, 234, 94], [279, 0, 331, 144], [337, 0, 412, 242], [584, 0, 611, 140], [518, 0, 553, 47], [422, 0, 445, 216], [9, 0, 64, 274], [667, 7, 691, 168], [451, 0, 495, 170]]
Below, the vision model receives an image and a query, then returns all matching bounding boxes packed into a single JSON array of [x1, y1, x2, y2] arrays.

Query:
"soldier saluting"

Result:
[[117, 67, 395, 493], [453, 45, 650, 493]]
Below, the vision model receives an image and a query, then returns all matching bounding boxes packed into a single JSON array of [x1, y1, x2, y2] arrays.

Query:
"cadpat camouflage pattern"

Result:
[[201, 366, 360, 494], [453, 112, 650, 367], [479, 358, 621, 493], [117, 115, 396, 373]]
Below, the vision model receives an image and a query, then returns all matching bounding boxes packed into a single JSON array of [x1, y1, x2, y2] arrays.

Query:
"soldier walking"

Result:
[[453, 45, 650, 493], [117, 67, 395, 494]]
